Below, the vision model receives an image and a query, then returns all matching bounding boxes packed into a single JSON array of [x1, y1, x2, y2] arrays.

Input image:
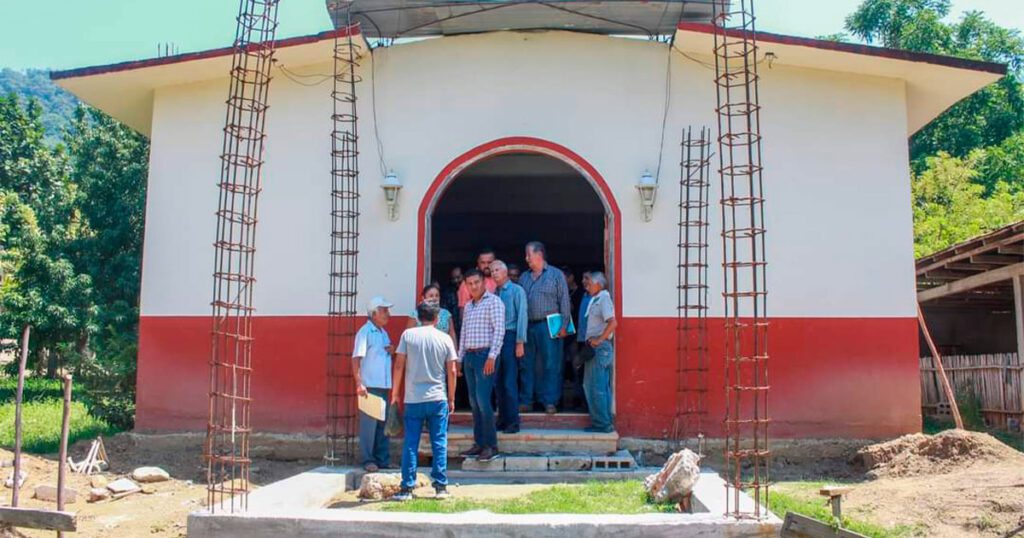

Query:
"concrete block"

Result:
[[461, 457, 505, 472], [503, 456, 549, 472], [548, 456, 592, 471]]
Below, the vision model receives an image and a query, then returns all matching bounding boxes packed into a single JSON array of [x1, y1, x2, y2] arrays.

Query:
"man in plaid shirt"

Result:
[[458, 269, 505, 462]]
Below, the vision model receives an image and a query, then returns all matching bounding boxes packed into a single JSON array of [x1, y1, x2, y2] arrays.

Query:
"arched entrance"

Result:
[[416, 137, 622, 414]]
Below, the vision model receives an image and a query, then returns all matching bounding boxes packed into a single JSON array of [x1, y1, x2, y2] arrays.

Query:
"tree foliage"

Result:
[[845, 0, 1024, 255]]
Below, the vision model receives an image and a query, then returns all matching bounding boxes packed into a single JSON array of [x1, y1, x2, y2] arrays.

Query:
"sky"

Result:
[[0, 0, 1021, 71]]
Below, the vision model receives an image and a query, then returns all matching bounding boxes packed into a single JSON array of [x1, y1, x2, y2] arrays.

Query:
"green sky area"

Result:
[[0, 1, 1021, 71]]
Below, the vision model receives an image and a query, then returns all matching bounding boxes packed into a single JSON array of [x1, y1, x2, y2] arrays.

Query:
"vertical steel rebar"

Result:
[[674, 127, 712, 444], [325, 2, 362, 466], [711, 0, 771, 519], [205, 0, 281, 513]]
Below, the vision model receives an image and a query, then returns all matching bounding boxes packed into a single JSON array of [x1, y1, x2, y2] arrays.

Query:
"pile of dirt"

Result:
[[853, 429, 1024, 479]]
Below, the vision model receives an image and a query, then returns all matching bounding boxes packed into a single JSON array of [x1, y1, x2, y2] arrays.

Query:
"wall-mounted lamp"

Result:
[[382, 170, 402, 221], [636, 170, 658, 222]]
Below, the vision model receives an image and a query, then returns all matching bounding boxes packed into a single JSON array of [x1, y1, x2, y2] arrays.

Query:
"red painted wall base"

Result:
[[136, 316, 920, 438]]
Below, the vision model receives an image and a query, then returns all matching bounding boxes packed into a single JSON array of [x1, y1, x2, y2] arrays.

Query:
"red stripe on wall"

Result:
[[136, 315, 920, 438]]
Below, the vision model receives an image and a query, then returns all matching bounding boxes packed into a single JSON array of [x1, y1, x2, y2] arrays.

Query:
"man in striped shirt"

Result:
[[458, 269, 506, 462]]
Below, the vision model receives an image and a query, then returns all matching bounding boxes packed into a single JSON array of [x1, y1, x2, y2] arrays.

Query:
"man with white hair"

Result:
[[353, 295, 394, 472]]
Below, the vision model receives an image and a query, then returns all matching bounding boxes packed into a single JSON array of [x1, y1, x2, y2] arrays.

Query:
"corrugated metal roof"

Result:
[[326, 1, 721, 38]]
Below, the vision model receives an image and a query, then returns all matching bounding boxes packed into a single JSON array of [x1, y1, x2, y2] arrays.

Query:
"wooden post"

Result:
[[11, 325, 30, 507], [57, 374, 72, 538], [918, 305, 963, 429], [1014, 275, 1024, 420]]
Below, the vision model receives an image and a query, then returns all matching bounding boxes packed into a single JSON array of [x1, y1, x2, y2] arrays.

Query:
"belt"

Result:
[[465, 347, 488, 353], [529, 319, 547, 324]]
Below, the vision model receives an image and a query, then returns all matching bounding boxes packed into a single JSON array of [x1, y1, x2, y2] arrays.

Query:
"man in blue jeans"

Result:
[[519, 241, 572, 414], [390, 302, 459, 501], [458, 269, 505, 462], [352, 296, 394, 472], [491, 260, 528, 434]]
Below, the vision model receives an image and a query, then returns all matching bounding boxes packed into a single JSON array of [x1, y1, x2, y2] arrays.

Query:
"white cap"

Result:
[[367, 296, 394, 316]]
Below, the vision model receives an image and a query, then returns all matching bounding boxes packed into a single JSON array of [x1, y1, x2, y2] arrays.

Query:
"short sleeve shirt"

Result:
[[396, 326, 458, 404], [353, 320, 392, 389], [584, 290, 615, 340]]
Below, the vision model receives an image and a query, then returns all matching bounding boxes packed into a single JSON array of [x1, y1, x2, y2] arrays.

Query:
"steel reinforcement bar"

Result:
[[205, 0, 281, 514], [711, 0, 771, 519]]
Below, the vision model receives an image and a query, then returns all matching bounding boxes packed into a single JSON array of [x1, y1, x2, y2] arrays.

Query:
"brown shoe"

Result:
[[545, 405, 557, 415], [459, 445, 483, 458], [477, 447, 500, 462], [519, 404, 530, 413], [364, 462, 379, 472]]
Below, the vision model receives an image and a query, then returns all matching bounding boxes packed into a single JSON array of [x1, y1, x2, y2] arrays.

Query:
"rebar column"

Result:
[[325, 2, 363, 466], [711, 0, 771, 519], [205, 0, 281, 514], [674, 126, 712, 443]]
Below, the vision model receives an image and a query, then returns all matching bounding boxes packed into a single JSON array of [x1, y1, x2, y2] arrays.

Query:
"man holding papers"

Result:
[[390, 302, 459, 501], [353, 296, 394, 472], [518, 241, 572, 415]]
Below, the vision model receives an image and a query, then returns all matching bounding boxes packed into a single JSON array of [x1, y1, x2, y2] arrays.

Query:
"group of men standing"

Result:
[[352, 240, 610, 501]]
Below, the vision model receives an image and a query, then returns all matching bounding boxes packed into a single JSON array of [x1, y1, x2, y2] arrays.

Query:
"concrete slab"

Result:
[[503, 456, 549, 472], [547, 455, 592, 471], [460, 457, 505, 472], [246, 466, 355, 512]]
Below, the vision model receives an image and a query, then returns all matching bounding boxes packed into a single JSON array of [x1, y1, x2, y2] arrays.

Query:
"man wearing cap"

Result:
[[353, 295, 394, 472]]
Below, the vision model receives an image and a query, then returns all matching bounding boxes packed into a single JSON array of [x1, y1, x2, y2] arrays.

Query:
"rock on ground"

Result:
[[132, 466, 170, 483], [357, 472, 429, 500], [90, 474, 108, 488], [644, 449, 700, 504], [34, 484, 77, 503], [88, 487, 111, 502], [4, 469, 27, 489]]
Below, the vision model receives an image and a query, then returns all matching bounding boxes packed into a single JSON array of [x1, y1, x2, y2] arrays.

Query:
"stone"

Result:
[[4, 470, 27, 489], [88, 487, 111, 502], [107, 477, 141, 495], [461, 457, 505, 472], [503, 456, 548, 472], [357, 472, 429, 500], [131, 466, 170, 483], [0, 459, 12, 468], [34, 484, 77, 504], [644, 449, 701, 504], [548, 456, 592, 471], [90, 474, 109, 488]]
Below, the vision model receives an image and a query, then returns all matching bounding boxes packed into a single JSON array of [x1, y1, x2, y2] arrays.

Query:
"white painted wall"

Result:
[[140, 30, 916, 319]]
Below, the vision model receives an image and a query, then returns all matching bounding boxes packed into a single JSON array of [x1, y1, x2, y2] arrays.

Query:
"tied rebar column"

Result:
[[325, 2, 362, 466], [673, 126, 712, 444], [204, 0, 280, 514], [711, 0, 771, 519]]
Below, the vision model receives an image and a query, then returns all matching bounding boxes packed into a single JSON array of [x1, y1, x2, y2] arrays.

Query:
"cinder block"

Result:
[[503, 456, 549, 472], [548, 456, 592, 471], [461, 457, 505, 472]]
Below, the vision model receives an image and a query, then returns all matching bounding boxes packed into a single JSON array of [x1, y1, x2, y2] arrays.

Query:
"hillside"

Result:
[[0, 67, 79, 141]]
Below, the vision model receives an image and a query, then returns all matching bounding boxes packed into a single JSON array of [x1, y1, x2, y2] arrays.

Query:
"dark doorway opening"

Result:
[[429, 153, 607, 412]]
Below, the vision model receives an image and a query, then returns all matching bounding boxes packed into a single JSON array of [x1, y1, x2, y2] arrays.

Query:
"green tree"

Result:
[[912, 151, 1024, 256], [845, 1, 1024, 165]]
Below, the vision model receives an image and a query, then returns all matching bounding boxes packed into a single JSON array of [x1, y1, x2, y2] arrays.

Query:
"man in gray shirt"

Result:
[[390, 303, 458, 501]]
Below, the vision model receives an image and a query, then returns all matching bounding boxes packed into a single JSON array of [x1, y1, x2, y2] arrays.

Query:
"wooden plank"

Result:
[[918, 262, 1024, 303], [917, 232, 1024, 275], [0, 506, 76, 531], [918, 305, 964, 429], [781, 512, 869, 538]]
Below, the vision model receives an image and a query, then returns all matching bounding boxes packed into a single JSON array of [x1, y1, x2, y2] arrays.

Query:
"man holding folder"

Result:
[[519, 241, 572, 415], [353, 296, 394, 472]]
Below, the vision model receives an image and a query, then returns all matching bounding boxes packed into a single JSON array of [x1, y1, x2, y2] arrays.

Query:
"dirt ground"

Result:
[[2, 429, 1023, 537], [0, 434, 315, 538], [828, 430, 1024, 537]]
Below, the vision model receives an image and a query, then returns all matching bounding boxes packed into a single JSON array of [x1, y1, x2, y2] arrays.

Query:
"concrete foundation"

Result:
[[188, 466, 781, 537]]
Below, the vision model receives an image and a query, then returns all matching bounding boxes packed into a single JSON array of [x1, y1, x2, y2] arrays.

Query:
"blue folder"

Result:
[[546, 313, 576, 339]]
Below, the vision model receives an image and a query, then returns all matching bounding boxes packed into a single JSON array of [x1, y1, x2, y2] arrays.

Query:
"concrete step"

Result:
[[448, 412, 590, 429], [419, 426, 618, 457]]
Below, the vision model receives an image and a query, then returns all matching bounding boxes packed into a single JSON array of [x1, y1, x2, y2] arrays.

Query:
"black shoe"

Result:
[[392, 487, 413, 502], [477, 447, 500, 462], [434, 484, 451, 499], [460, 445, 483, 457], [503, 424, 520, 434], [584, 426, 614, 433]]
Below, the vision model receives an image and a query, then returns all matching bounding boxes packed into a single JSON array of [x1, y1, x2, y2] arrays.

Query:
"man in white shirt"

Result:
[[353, 296, 394, 472]]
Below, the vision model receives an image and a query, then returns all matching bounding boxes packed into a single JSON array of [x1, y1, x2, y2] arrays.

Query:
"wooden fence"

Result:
[[920, 353, 1023, 430]]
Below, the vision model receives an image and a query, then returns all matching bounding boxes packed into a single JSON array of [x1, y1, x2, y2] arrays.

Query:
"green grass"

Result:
[[381, 480, 678, 514], [770, 481, 926, 538], [0, 377, 119, 453]]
